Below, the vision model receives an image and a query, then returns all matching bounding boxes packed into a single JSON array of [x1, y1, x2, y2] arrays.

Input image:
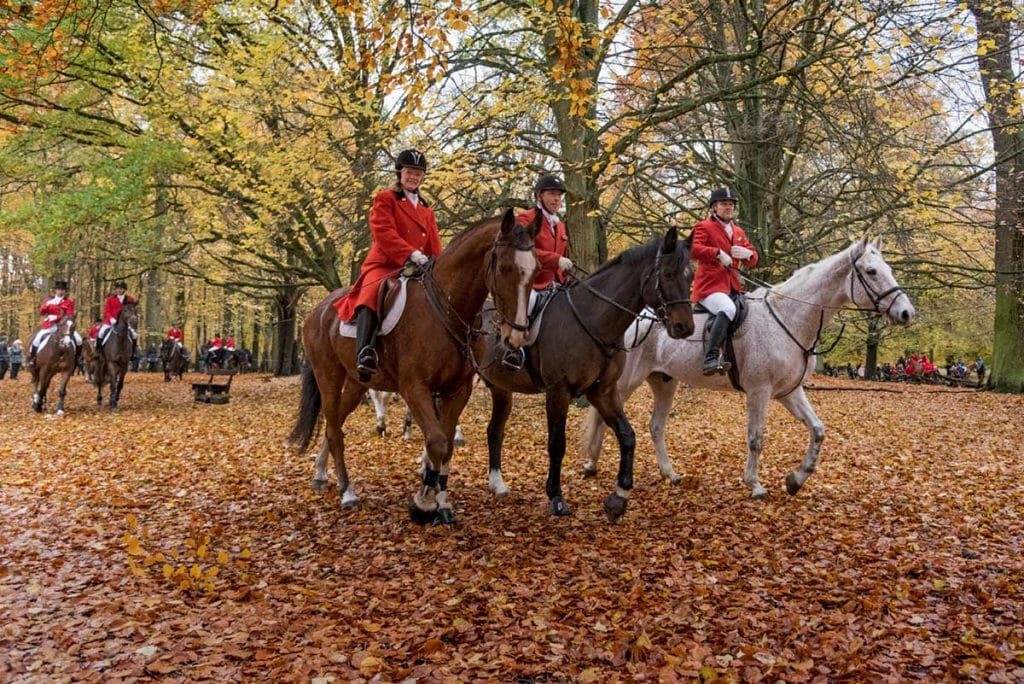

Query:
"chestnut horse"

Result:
[[30, 315, 78, 415], [95, 301, 138, 410], [288, 210, 538, 525]]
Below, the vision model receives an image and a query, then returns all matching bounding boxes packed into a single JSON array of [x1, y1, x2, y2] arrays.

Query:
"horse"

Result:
[[160, 339, 189, 381], [288, 210, 539, 524], [367, 389, 465, 445], [94, 301, 138, 410], [580, 237, 916, 499], [482, 227, 695, 520], [30, 315, 78, 415]]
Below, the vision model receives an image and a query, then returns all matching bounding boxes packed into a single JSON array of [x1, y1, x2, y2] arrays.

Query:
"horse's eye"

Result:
[[866, 268, 877, 276]]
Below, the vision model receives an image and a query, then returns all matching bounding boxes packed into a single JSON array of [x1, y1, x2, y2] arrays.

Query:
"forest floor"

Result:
[[2, 372, 1022, 682]]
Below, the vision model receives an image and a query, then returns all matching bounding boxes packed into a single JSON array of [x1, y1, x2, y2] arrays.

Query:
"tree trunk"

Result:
[[273, 284, 300, 376], [968, 1, 1024, 392], [864, 316, 882, 381]]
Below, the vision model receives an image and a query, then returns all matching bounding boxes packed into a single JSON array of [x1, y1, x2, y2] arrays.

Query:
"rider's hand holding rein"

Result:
[[716, 250, 733, 268], [558, 256, 574, 273], [409, 250, 430, 266], [730, 245, 754, 261]]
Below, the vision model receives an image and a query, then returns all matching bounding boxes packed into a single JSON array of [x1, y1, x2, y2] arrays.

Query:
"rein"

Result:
[[564, 250, 691, 358]]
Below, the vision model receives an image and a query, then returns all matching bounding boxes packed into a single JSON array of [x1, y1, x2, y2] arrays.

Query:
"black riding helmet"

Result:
[[54, 279, 69, 290], [114, 279, 128, 289], [395, 149, 427, 171], [708, 187, 738, 207], [534, 174, 566, 195]]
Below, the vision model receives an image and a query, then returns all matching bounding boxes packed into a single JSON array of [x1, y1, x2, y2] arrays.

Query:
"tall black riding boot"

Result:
[[702, 312, 733, 376], [355, 306, 380, 382]]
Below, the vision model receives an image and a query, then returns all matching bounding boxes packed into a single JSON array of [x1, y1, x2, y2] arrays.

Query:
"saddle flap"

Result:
[[339, 278, 409, 339]]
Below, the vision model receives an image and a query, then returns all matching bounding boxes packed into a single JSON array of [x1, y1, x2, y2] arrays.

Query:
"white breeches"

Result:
[[99, 324, 137, 342], [699, 292, 737, 321], [32, 328, 81, 350]]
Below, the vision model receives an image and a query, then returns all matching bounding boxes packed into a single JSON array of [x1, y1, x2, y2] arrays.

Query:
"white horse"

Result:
[[579, 237, 915, 499], [367, 389, 465, 445]]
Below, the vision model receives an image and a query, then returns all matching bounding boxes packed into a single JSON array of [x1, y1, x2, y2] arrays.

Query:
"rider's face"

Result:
[[400, 167, 425, 193], [713, 200, 737, 220], [538, 189, 564, 215]]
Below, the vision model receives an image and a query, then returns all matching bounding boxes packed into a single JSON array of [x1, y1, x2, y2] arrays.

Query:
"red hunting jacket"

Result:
[[690, 217, 759, 302], [103, 294, 135, 325], [167, 327, 183, 342], [39, 296, 75, 329], [516, 207, 568, 290], [335, 188, 442, 322]]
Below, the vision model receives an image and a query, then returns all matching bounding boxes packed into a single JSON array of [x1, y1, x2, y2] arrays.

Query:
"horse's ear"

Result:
[[529, 208, 543, 238], [661, 226, 678, 253], [500, 208, 516, 237], [872, 236, 882, 250]]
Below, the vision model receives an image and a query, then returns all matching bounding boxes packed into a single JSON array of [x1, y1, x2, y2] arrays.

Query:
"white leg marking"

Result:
[[489, 468, 510, 497]]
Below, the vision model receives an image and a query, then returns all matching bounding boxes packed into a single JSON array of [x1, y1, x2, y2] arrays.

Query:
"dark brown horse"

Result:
[[95, 301, 138, 409], [160, 339, 189, 381], [30, 315, 78, 415], [288, 210, 539, 524], [481, 228, 695, 520]]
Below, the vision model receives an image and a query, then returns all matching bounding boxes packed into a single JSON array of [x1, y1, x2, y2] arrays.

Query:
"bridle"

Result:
[[567, 245, 692, 357], [484, 225, 536, 337], [849, 250, 907, 316]]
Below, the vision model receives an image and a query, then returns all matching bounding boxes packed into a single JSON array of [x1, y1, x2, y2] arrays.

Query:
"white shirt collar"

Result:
[[537, 204, 560, 232], [405, 191, 419, 207]]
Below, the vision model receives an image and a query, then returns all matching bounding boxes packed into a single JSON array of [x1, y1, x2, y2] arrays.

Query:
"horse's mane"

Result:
[[585, 235, 678, 280], [442, 214, 503, 253], [773, 241, 859, 295]]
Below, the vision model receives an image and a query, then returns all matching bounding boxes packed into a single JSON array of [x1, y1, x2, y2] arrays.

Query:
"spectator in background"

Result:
[[9, 339, 24, 379], [0, 335, 9, 379]]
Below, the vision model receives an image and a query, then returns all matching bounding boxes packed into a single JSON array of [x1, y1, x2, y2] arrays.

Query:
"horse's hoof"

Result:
[[311, 478, 329, 494], [341, 496, 361, 509], [666, 472, 682, 485], [492, 486, 510, 499], [32, 403, 42, 413], [56, 409, 65, 417], [785, 473, 802, 496], [433, 508, 456, 526], [752, 487, 769, 501], [582, 466, 598, 479], [549, 497, 573, 517], [603, 494, 628, 521], [453, 437, 466, 448], [408, 499, 436, 526], [375, 425, 386, 438]]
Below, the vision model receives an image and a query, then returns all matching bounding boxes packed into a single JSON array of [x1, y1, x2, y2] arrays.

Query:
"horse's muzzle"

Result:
[[667, 321, 695, 339]]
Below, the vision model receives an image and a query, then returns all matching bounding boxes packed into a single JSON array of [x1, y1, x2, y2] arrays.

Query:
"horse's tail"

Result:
[[287, 364, 321, 453]]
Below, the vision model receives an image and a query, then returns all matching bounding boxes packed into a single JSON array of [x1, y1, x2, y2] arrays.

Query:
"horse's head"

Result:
[[642, 227, 695, 339], [849, 237, 915, 325], [119, 301, 139, 329], [487, 208, 539, 349], [57, 315, 76, 348]]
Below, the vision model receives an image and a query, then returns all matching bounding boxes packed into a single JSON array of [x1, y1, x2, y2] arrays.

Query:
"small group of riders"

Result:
[[334, 147, 760, 379], [205, 333, 236, 367], [28, 279, 190, 372]]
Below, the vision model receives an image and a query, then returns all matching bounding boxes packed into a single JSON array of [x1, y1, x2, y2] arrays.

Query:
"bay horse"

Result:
[[288, 210, 539, 524], [30, 315, 78, 415], [160, 339, 188, 381], [580, 237, 916, 499], [482, 228, 695, 520], [95, 301, 138, 410]]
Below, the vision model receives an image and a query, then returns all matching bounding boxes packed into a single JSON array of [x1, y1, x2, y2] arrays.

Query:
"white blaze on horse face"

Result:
[[507, 249, 536, 348]]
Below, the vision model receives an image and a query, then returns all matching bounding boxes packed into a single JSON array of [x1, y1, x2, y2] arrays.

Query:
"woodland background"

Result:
[[0, 0, 1022, 387]]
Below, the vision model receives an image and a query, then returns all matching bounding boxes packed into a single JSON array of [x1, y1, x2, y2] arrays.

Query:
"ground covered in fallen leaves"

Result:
[[2, 372, 1023, 682]]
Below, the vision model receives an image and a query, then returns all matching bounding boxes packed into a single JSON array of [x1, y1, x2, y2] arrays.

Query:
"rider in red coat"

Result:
[[516, 175, 573, 291], [97, 280, 137, 352], [334, 148, 442, 380], [690, 188, 759, 374], [28, 279, 80, 367], [167, 324, 184, 346]]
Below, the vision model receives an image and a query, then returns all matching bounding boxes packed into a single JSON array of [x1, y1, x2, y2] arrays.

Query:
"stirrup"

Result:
[[702, 353, 728, 376], [502, 347, 525, 371], [356, 347, 379, 379]]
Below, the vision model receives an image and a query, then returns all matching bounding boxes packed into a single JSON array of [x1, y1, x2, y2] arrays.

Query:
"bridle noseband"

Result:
[[849, 251, 906, 316], [486, 226, 536, 335], [642, 249, 692, 326]]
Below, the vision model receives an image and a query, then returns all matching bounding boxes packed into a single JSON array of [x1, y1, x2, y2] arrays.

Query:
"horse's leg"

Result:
[[30, 369, 41, 412], [312, 438, 331, 494], [56, 367, 73, 416], [32, 370, 46, 413], [328, 380, 367, 508], [743, 389, 772, 500], [453, 424, 465, 448], [486, 387, 513, 498], [581, 367, 647, 478], [777, 387, 825, 496], [586, 385, 636, 522], [433, 380, 473, 525], [402, 407, 414, 441], [405, 387, 448, 524], [544, 389, 574, 517], [647, 374, 682, 483], [371, 391, 388, 437]]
